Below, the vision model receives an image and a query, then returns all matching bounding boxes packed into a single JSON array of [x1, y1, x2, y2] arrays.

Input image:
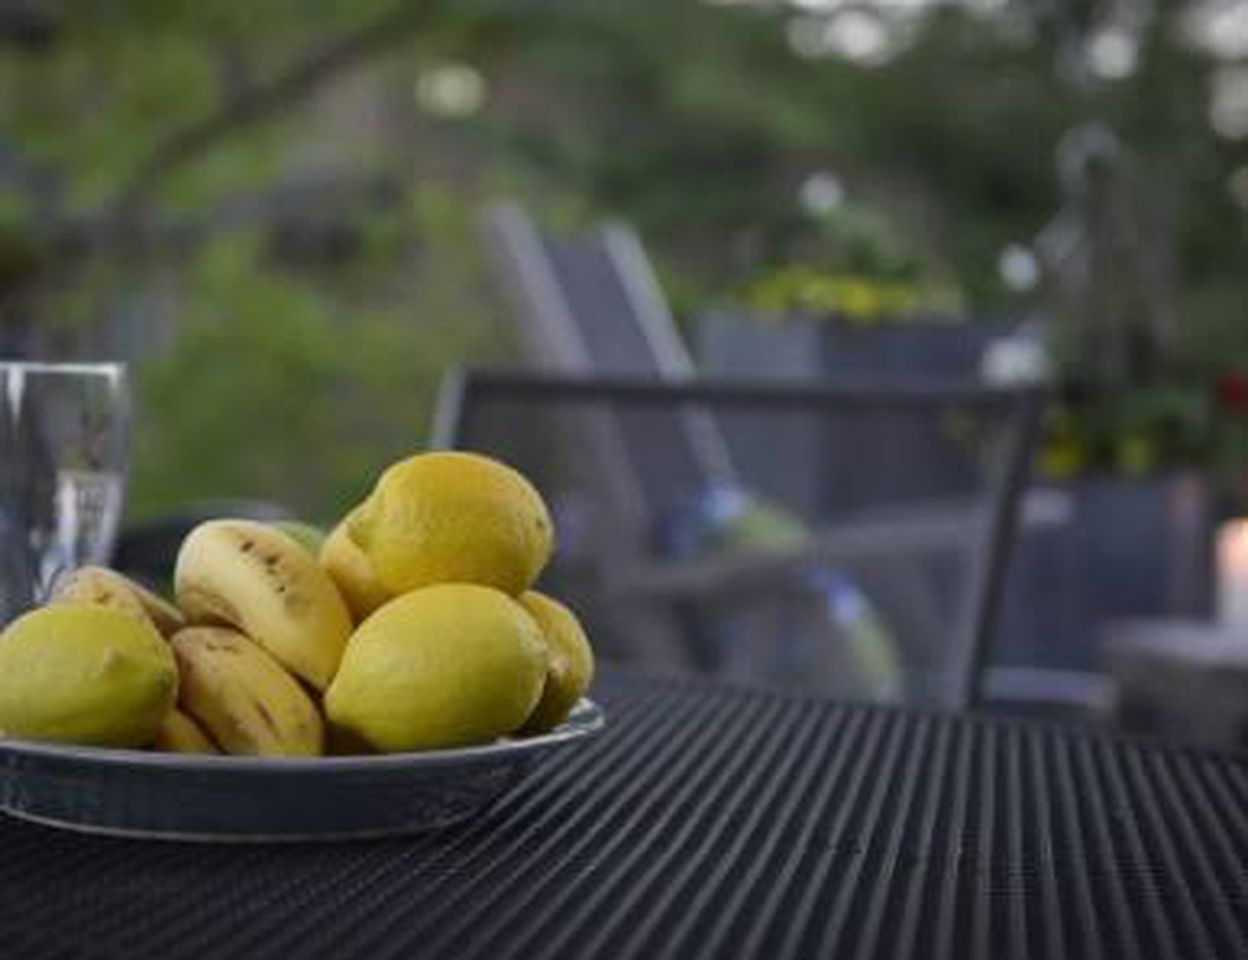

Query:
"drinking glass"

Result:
[[0, 362, 130, 620]]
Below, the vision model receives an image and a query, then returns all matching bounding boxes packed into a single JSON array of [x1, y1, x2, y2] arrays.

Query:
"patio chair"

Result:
[[433, 368, 1044, 711], [476, 204, 1048, 710]]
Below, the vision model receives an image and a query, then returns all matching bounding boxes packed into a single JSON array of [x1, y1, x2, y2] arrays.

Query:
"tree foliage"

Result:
[[1, 0, 1246, 515]]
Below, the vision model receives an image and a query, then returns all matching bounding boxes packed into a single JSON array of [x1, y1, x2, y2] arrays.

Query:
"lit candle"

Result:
[[1217, 520, 1248, 627]]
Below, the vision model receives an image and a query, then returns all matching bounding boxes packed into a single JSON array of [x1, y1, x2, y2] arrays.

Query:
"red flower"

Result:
[[1216, 373, 1248, 411]]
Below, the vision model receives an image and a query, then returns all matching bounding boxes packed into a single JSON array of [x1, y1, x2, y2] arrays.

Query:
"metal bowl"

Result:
[[0, 699, 604, 842]]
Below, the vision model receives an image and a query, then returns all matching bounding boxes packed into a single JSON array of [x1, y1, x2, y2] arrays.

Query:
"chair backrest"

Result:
[[480, 203, 735, 523], [433, 368, 1045, 711]]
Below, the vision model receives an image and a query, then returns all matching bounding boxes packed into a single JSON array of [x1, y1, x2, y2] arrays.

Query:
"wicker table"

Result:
[[1, 670, 1246, 959]]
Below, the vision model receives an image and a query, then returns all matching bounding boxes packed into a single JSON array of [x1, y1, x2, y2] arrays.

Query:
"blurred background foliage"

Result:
[[2, 0, 1247, 518]]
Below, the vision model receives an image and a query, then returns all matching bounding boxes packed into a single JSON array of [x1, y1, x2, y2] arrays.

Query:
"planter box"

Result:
[[997, 472, 1214, 671], [697, 310, 1007, 377]]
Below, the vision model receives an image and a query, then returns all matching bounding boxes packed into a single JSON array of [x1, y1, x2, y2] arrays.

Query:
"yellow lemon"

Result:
[[325, 583, 549, 752], [0, 604, 178, 748], [517, 591, 595, 734], [348, 451, 553, 596], [320, 515, 393, 622]]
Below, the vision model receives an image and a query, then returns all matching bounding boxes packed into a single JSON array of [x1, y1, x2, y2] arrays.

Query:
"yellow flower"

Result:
[[1039, 440, 1086, 478]]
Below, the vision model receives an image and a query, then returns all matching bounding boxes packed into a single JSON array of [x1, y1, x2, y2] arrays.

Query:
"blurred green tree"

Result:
[[1, 0, 1245, 514]]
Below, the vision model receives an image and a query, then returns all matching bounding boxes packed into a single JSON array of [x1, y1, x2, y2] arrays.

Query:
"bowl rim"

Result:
[[0, 698, 605, 774]]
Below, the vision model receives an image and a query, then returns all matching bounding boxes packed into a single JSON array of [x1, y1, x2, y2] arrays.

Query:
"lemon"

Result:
[[348, 451, 553, 596], [319, 516, 393, 622], [517, 591, 595, 734], [325, 583, 549, 752], [0, 604, 178, 748]]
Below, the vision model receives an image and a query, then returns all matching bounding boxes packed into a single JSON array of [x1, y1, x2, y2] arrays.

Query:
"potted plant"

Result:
[[696, 198, 994, 384]]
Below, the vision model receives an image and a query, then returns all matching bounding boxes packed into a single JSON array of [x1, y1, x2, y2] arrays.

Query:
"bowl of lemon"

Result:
[[0, 451, 603, 841]]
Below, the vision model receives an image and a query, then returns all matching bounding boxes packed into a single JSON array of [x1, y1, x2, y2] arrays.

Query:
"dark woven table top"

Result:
[[2, 670, 1247, 960]]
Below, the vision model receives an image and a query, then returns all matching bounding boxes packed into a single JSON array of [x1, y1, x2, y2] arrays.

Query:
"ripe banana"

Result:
[[49, 566, 185, 637], [171, 627, 323, 757], [320, 516, 392, 623], [174, 520, 352, 690], [153, 708, 218, 754]]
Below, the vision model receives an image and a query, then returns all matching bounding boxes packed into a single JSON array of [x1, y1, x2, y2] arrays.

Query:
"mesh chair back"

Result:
[[435, 370, 1043, 710]]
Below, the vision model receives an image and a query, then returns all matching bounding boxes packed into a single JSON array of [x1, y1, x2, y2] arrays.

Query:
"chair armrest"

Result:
[[609, 502, 985, 602]]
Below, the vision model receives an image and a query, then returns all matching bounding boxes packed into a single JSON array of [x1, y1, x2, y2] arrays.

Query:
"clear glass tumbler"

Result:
[[0, 362, 130, 621]]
